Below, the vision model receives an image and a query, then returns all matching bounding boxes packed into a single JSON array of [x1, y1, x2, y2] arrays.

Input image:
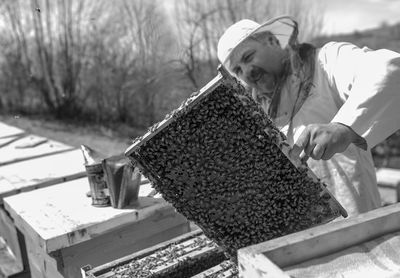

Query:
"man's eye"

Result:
[[243, 51, 254, 63], [234, 66, 242, 75]]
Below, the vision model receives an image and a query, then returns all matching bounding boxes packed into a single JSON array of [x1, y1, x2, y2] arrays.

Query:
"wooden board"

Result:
[[238, 203, 400, 278], [83, 230, 227, 278], [25, 211, 189, 278], [4, 177, 188, 254], [85, 230, 203, 274], [0, 134, 25, 148], [23, 231, 64, 278], [0, 122, 25, 138], [4, 176, 189, 278], [376, 167, 400, 205], [284, 231, 400, 278], [0, 134, 74, 166], [376, 167, 400, 187], [0, 149, 86, 204], [0, 236, 23, 277], [192, 261, 237, 278], [0, 208, 24, 277]]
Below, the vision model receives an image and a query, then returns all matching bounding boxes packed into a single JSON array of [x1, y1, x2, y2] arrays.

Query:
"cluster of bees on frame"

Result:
[[112, 235, 226, 277], [128, 81, 340, 268]]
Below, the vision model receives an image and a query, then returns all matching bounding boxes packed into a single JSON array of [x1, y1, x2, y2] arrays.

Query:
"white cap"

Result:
[[217, 16, 296, 67]]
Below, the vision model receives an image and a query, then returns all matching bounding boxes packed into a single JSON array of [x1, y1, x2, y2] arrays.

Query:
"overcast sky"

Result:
[[163, 0, 400, 36], [322, 0, 400, 34]]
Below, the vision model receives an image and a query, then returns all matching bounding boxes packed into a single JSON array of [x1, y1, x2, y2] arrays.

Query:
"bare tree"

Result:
[[81, 0, 174, 125], [0, 0, 102, 117], [119, 0, 174, 125]]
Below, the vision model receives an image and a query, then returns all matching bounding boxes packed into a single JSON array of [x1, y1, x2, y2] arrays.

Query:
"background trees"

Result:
[[0, 0, 324, 125]]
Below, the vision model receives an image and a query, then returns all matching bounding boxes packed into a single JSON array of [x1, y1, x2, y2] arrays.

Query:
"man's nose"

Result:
[[245, 66, 259, 83]]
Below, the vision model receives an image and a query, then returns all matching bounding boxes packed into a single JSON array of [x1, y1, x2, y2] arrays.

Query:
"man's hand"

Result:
[[289, 123, 367, 161]]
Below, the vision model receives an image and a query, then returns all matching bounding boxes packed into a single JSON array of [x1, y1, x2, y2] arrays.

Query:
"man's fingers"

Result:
[[296, 128, 311, 150], [311, 144, 326, 160], [292, 127, 311, 160], [299, 150, 309, 162], [303, 141, 315, 159], [321, 147, 335, 160]]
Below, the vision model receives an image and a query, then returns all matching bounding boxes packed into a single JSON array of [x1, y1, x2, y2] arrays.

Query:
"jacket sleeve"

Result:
[[319, 41, 400, 149]]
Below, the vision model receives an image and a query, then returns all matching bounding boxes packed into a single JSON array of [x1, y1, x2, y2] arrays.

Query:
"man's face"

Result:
[[226, 36, 286, 96]]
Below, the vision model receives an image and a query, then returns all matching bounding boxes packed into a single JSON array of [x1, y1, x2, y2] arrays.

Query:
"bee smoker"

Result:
[[81, 145, 110, 207]]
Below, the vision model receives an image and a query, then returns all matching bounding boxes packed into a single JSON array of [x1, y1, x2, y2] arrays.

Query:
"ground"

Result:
[[0, 114, 133, 157]]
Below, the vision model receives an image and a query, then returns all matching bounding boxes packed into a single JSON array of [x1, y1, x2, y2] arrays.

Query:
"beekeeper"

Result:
[[217, 16, 400, 216]]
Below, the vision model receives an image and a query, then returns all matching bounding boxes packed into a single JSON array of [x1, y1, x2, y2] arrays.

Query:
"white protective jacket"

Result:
[[274, 42, 400, 216]]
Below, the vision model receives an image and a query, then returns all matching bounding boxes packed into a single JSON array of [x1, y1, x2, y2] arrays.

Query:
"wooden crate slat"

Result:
[[0, 122, 25, 139], [192, 263, 227, 277], [192, 261, 237, 278], [85, 230, 204, 276], [3, 177, 182, 253], [0, 134, 74, 166], [0, 134, 25, 148], [238, 203, 400, 277], [284, 231, 400, 277], [0, 149, 86, 204], [0, 236, 24, 277], [83, 230, 228, 278]]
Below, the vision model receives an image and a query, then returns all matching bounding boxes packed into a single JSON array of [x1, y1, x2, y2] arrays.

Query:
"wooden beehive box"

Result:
[[82, 230, 227, 278], [125, 67, 347, 259], [238, 203, 400, 278]]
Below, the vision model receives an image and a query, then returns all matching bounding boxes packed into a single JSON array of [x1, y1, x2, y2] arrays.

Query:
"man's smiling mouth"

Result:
[[251, 66, 265, 83]]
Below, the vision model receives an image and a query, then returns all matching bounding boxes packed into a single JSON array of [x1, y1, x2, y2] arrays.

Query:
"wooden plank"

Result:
[[86, 230, 203, 275], [238, 253, 290, 278], [0, 134, 74, 166], [376, 167, 400, 203], [0, 208, 23, 274], [283, 232, 400, 278], [138, 181, 154, 196], [376, 167, 400, 188], [192, 261, 238, 278], [23, 231, 64, 278], [0, 149, 86, 204], [4, 177, 188, 254], [0, 122, 25, 139], [85, 230, 224, 278], [0, 134, 25, 148], [238, 203, 400, 277], [23, 215, 189, 278], [61, 217, 189, 278], [379, 186, 399, 205], [0, 236, 23, 277]]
